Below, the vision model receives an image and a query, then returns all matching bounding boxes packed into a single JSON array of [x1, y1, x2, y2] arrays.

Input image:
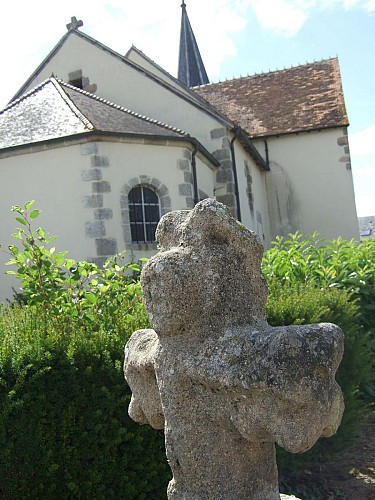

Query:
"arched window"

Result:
[[128, 186, 160, 243]]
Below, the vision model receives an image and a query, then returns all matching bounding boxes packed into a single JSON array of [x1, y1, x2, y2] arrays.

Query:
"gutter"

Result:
[[250, 124, 349, 140], [235, 127, 269, 171], [0, 131, 220, 171], [191, 143, 199, 204], [230, 131, 242, 222], [263, 139, 270, 169]]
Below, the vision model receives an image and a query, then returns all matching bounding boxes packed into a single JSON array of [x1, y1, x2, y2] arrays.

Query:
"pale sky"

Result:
[[1, 0, 374, 216]]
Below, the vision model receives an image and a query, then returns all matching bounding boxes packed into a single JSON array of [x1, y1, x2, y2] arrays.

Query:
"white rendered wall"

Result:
[[20, 33, 227, 151], [254, 128, 359, 241], [232, 141, 271, 247], [0, 139, 213, 303], [0, 145, 91, 303]]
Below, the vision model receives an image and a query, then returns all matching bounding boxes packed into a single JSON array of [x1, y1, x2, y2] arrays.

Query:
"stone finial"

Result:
[[66, 16, 83, 31], [124, 199, 344, 499]]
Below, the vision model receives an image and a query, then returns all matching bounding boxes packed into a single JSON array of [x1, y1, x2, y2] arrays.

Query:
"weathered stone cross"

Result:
[[66, 16, 83, 31], [124, 199, 344, 499]]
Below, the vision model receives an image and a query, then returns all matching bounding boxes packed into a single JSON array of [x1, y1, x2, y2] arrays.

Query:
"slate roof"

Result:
[[178, 1, 209, 87], [0, 78, 187, 150], [194, 58, 348, 138]]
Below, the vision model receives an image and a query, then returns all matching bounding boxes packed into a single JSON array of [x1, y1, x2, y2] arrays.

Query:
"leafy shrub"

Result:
[[0, 202, 170, 498], [263, 232, 375, 401], [1, 201, 148, 332], [262, 232, 375, 333]]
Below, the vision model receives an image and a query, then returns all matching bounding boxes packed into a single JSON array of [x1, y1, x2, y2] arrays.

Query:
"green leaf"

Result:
[[85, 293, 98, 304], [15, 217, 27, 226], [11, 232, 23, 240], [24, 200, 35, 210], [30, 209, 41, 219]]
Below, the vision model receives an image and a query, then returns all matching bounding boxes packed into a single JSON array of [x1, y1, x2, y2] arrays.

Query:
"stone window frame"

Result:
[[121, 176, 171, 251]]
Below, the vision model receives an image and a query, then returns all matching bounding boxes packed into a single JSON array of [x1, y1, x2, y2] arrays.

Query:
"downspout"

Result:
[[191, 143, 199, 204], [230, 131, 242, 222], [263, 138, 270, 169]]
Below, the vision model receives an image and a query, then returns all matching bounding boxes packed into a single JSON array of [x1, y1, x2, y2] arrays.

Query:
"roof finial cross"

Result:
[[66, 16, 83, 31]]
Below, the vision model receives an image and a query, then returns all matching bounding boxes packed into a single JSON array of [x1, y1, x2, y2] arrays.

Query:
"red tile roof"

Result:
[[194, 58, 348, 138]]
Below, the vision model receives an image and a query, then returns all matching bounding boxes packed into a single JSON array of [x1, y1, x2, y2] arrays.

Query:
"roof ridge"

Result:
[[58, 79, 188, 136], [50, 78, 95, 131], [199, 57, 339, 88], [1, 78, 95, 132], [1, 79, 50, 114]]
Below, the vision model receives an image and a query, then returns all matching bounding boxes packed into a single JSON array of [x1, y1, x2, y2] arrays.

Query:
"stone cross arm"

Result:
[[66, 16, 83, 31], [124, 329, 164, 430]]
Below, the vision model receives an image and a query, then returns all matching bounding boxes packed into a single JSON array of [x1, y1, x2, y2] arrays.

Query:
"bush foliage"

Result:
[[0, 205, 373, 497], [262, 233, 374, 488], [0, 203, 170, 499], [0, 307, 170, 499], [262, 231, 375, 334]]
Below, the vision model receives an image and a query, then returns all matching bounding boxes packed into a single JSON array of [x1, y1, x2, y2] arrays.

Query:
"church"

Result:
[[0, 3, 359, 302]]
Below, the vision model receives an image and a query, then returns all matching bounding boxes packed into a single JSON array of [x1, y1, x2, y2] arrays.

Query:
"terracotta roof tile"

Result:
[[194, 58, 348, 137]]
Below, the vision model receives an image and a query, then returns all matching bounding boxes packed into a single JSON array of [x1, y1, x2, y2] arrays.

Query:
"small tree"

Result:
[[1, 201, 148, 333]]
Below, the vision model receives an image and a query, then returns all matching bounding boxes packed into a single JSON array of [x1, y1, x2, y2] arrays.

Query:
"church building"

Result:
[[0, 3, 359, 302]]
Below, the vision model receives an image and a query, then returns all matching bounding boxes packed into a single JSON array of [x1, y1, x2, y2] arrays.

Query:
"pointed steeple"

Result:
[[178, 1, 209, 87]]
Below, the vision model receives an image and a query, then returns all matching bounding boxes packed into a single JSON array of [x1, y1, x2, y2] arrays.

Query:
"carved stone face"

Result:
[[141, 199, 268, 337]]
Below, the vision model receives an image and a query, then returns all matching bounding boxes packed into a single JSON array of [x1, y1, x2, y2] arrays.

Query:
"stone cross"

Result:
[[66, 16, 83, 31], [124, 199, 344, 500]]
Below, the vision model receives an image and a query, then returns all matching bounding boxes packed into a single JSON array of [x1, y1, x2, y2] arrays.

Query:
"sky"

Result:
[[1, 0, 374, 216]]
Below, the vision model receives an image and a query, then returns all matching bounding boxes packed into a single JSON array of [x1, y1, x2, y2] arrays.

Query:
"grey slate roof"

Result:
[[0, 78, 187, 150]]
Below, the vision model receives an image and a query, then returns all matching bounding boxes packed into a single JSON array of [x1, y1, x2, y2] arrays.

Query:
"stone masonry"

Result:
[[81, 142, 117, 267], [124, 199, 344, 499]]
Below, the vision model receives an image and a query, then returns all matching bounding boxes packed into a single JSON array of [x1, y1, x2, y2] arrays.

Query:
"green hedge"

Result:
[[266, 283, 371, 498], [0, 285, 368, 498], [263, 232, 375, 403], [0, 307, 170, 499], [267, 283, 370, 457]]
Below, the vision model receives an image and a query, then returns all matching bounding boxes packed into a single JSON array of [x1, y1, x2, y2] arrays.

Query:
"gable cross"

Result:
[[66, 16, 83, 31]]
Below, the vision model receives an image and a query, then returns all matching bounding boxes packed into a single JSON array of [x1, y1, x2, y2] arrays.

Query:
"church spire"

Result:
[[178, 1, 209, 87]]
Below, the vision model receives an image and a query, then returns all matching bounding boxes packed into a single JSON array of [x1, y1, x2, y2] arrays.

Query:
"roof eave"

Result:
[[234, 127, 269, 171], [249, 122, 349, 140], [0, 130, 220, 169]]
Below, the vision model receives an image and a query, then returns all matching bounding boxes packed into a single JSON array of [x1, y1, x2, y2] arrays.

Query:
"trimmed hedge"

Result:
[[267, 283, 370, 458], [0, 307, 170, 499]]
